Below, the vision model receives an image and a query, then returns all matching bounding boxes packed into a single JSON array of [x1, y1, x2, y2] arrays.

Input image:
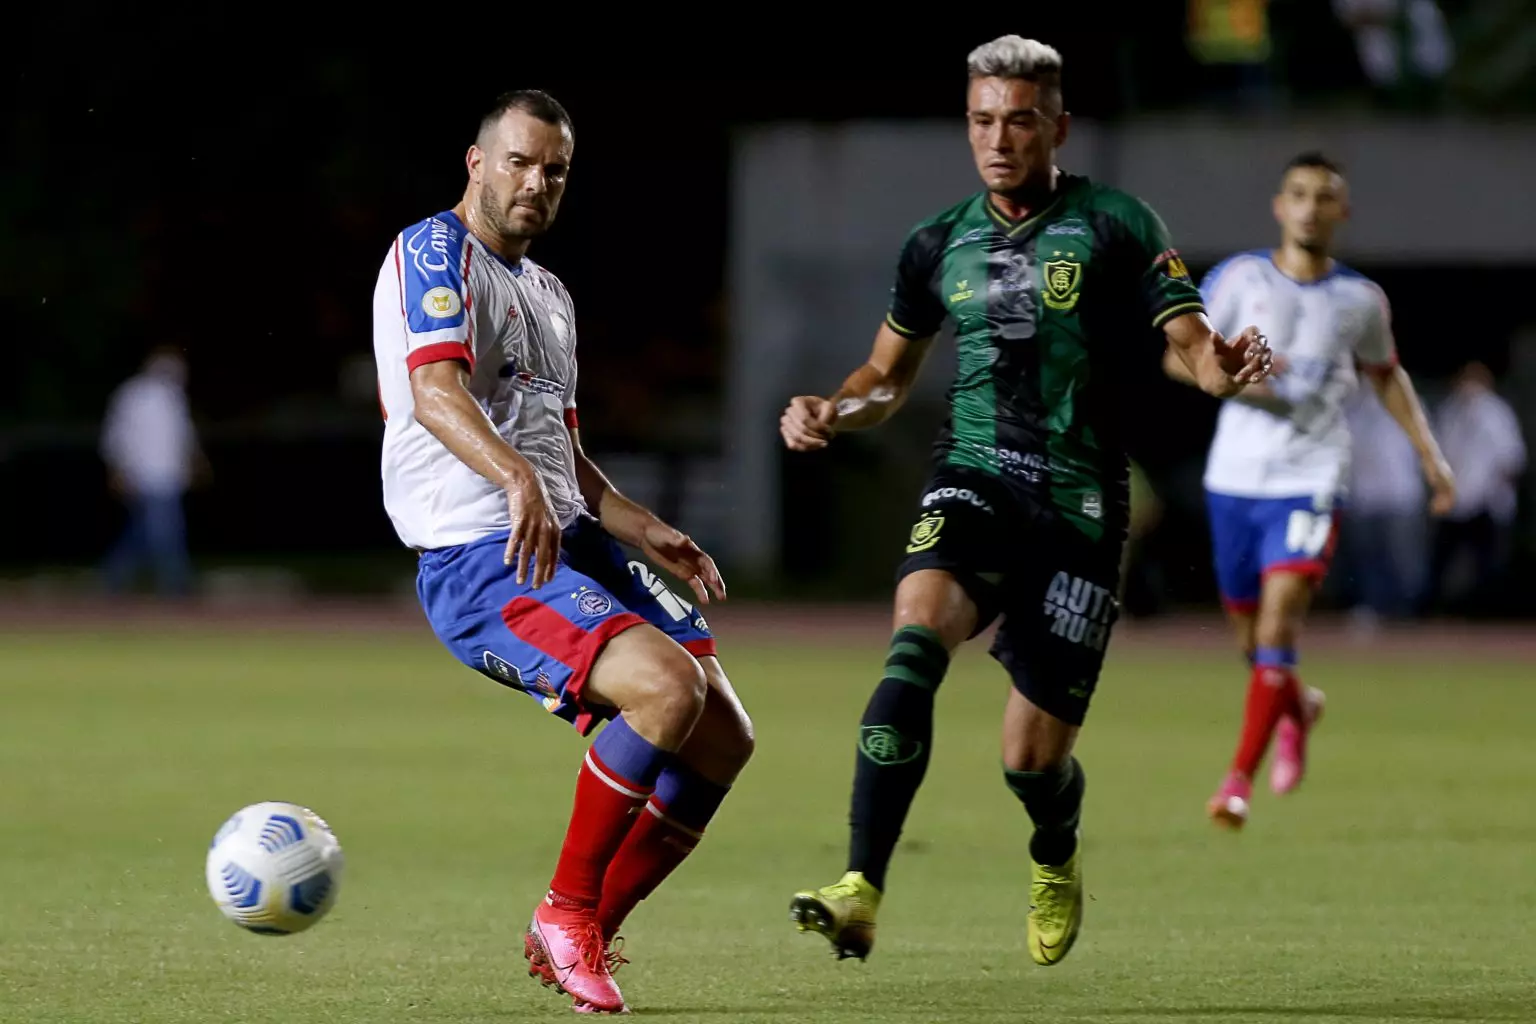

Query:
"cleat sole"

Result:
[[788, 893, 871, 961]]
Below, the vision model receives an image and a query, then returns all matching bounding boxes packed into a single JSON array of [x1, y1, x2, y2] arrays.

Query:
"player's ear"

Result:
[[1271, 192, 1284, 226], [465, 145, 484, 182], [1053, 111, 1071, 148]]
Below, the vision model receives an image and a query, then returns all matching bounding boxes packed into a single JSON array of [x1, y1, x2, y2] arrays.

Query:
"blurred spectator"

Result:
[[1332, 0, 1454, 109], [1427, 361, 1526, 614], [100, 346, 208, 598], [1337, 387, 1428, 625]]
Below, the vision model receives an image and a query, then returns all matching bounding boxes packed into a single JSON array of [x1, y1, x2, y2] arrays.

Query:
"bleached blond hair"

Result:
[[966, 35, 1064, 114]]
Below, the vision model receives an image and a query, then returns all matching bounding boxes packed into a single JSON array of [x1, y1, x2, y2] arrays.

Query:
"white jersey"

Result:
[[1200, 250, 1398, 501], [372, 209, 585, 550]]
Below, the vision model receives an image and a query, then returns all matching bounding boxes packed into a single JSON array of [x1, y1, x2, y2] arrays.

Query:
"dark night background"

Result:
[[4, 4, 1532, 610]]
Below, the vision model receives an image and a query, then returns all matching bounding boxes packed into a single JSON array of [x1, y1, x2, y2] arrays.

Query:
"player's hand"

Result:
[[780, 396, 838, 451], [504, 472, 562, 588], [640, 518, 726, 605], [1424, 455, 1457, 517], [1214, 325, 1273, 385]]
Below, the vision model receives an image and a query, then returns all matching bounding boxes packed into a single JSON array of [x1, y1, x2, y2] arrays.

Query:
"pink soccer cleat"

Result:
[[524, 898, 629, 1014], [1206, 771, 1252, 830], [1270, 686, 1325, 795]]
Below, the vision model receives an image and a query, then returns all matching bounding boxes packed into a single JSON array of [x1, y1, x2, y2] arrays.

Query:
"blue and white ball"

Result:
[[205, 801, 344, 935]]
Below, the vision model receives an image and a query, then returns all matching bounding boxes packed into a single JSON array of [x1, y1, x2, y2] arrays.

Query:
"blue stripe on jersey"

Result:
[[400, 212, 469, 333], [440, 210, 524, 275]]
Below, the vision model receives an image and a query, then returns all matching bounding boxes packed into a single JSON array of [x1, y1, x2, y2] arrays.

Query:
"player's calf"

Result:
[[598, 660, 753, 940]]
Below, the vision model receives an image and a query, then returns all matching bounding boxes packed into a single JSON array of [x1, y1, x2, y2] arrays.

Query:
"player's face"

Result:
[[966, 77, 1067, 194], [469, 110, 573, 241], [1272, 166, 1348, 254]]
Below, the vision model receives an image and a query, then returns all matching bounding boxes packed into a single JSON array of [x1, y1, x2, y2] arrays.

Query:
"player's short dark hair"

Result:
[[478, 89, 573, 143], [1283, 151, 1343, 178]]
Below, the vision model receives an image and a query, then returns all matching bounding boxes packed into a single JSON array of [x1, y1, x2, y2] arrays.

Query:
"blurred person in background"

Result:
[[100, 345, 207, 598], [1428, 361, 1526, 615], [1337, 386, 1428, 629], [1167, 152, 1454, 831], [1332, 0, 1454, 109]]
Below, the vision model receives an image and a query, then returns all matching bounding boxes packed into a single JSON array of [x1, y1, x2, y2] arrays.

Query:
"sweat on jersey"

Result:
[[884, 172, 1206, 541], [372, 210, 586, 551], [1199, 250, 1398, 503]]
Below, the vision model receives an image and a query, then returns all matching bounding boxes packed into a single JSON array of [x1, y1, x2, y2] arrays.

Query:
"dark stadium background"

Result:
[[3, 4, 1530, 614]]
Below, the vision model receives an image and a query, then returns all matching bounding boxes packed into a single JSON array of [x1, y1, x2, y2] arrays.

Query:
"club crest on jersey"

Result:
[[576, 588, 613, 617], [906, 512, 944, 553], [422, 286, 461, 319], [1042, 258, 1082, 311]]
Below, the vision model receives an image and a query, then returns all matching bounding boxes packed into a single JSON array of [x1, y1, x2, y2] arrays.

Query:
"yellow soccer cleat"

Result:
[[788, 871, 881, 961], [1027, 832, 1083, 966]]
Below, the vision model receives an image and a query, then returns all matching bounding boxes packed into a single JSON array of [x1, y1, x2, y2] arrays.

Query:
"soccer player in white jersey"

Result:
[[372, 90, 754, 1014], [1163, 152, 1454, 830]]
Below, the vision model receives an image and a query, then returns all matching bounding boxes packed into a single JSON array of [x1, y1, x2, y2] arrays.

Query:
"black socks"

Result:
[[847, 625, 949, 892], [1004, 756, 1085, 867]]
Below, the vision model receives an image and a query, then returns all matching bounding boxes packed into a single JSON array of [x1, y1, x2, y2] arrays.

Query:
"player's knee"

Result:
[[640, 644, 708, 733]]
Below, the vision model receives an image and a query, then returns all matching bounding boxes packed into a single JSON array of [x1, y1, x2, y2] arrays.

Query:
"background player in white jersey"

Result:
[[371, 90, 754, 1014], [1163, 152, 1454, 830]]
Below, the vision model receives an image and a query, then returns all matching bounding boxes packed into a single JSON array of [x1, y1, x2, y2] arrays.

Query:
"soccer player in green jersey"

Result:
[[779, 34, 1273, 967]]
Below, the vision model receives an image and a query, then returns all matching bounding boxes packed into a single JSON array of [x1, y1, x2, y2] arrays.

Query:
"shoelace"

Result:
[[575, 923, 612, 975], [605, 936, 629, 975]]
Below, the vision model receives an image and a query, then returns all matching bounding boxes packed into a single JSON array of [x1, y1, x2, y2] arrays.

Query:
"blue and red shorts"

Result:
[[417, 514, 716, 735], [1204, 490, 1341, 615]]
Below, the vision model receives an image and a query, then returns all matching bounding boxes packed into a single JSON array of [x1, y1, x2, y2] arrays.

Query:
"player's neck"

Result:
[[454, 200, 532, 263], [1271, 244, 1332, 283], [989, 166, 1060, 221]]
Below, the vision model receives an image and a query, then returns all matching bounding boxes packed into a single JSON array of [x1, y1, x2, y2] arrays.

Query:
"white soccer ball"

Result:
[[205, 801, 344, 935]]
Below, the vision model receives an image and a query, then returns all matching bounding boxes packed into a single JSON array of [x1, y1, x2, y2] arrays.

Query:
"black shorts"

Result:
[[895, 468, 1126, 726]]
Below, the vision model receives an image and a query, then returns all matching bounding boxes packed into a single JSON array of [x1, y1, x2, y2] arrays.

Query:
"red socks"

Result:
[[596, 802, 702, 935], [1231, 651, 1302, 778], [597, 765, 730, 937], [547, 718, 666, 909]]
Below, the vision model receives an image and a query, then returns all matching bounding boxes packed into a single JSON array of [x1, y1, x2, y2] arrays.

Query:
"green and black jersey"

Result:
[[885, 172, 1205, 540]]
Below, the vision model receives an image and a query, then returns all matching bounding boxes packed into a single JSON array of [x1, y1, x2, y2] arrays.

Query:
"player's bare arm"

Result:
[[780, 322, 936, 451], [1162, 312, 1272, 399], [409, 360, 562, 587], [1366, 364, 1457, 515], [1164, 345, 1294, 415], [568, 428, 725, 605]]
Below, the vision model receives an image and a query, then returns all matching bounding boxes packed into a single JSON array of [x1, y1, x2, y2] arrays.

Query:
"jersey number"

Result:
[[628, 560, 694, 622], [1284, 510, 1334, 558]]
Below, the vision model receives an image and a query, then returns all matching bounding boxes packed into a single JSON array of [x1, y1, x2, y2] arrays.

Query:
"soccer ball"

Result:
[[205, 801, 344, 935]]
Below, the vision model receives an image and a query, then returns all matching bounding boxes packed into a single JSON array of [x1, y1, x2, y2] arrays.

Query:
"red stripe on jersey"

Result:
[[682, 637, 717, 658], [1358, 353, 1399, 380], [406, 341, 475, 373], [393, 237, 405, 316], [564, 408, 579, 428], [462, 242, 476, 357], [500, 597, 647, 733]]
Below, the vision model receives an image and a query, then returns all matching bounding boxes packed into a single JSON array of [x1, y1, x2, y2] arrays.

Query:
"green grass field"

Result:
[[2, 610, 1532, 1023]]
